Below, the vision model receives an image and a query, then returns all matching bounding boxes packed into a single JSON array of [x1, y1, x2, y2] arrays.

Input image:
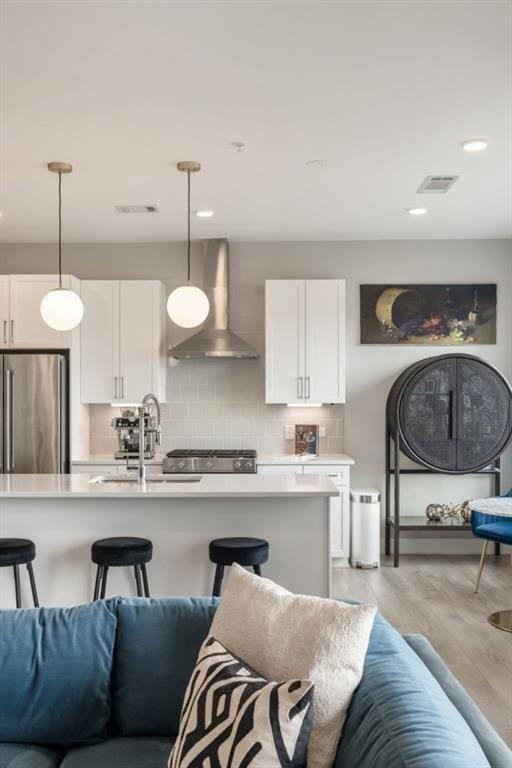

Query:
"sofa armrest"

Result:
[[404, 634, 512, 768]]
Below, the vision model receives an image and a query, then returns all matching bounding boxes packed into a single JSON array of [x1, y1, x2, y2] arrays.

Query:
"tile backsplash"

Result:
[[89, 357, 344, 457]]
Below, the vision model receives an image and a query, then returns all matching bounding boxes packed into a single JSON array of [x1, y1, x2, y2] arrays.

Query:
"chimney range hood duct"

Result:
[[169, 238, 259, 359]]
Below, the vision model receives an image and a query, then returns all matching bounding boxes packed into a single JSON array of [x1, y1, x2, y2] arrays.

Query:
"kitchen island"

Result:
[[0, 472, 337, 606]]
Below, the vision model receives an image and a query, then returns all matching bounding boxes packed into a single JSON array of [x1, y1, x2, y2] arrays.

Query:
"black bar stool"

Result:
[[0, 538, 39, 608], [209, 537, 269, 597], [91, 537, 153, 600]]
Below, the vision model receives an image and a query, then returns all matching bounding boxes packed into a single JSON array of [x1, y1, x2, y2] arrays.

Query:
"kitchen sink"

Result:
[[89, 474, 202, 484]]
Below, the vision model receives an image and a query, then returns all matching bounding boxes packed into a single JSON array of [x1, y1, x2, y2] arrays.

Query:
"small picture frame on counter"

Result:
[[295, 424, 319, 456]]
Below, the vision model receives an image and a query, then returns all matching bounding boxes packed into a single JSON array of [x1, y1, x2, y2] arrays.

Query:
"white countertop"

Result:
[[73, 453, 354, 466], [0, 473, 339, 499], [257, 453, 354, 465]]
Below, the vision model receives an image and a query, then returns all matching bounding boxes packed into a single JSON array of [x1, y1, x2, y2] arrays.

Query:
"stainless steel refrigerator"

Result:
[[0, 353, 69, 474]]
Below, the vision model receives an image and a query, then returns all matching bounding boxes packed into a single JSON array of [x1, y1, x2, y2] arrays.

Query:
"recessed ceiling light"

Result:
[[461, 138, 488, 152], [305, 159, 327, 168], [195, 209, 214, 218], [406, 207, 428, 216]]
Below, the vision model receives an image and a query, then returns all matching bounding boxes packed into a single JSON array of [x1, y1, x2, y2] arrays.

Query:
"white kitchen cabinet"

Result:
[[80, 281, 120, 403], [265, 279, 345, 404], [80, 280, 166, 404], [0, 275, 79, 349], [0, 276, 9, 348], [303, 465, 350, 562], [258, 460, 351, 563], [119, 281, 166, 404], [265, 280, 305, 404]]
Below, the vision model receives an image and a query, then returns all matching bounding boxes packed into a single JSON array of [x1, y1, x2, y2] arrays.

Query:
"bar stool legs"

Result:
[[13, 565, 21, 609], [134, 565, 143, 597], [212, 565, 225, 598], [92, 561, 151, 600], [26, 562, 39, 607], [1, 539, 40, 608], [11, 562, 39, 609], [140, 564, 150, 598]]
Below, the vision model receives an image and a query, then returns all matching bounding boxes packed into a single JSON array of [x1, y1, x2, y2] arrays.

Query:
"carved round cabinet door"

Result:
[[387, 354, 512, 474]]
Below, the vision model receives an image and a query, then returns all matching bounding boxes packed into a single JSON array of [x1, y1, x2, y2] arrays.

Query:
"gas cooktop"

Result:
[[163, 449, 257, 474]]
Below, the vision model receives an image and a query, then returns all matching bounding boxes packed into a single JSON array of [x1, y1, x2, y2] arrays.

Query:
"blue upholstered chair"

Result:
[[471, 508, 512, 593]]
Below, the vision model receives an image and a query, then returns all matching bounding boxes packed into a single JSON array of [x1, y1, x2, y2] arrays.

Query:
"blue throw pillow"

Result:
[[111, 597, 218, 736], [0, 600, 118, 746]]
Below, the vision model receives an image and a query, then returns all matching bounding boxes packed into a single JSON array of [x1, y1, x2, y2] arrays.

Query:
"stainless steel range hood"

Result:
[[169, 238, 259, 359]]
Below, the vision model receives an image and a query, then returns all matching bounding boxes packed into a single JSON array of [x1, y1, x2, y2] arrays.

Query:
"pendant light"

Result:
[[40, 162, 84, 331], [167, 161, 210, 328]]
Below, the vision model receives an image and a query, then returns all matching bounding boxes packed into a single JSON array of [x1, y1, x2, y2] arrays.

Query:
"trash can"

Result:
[[350, 489, 381, 568]]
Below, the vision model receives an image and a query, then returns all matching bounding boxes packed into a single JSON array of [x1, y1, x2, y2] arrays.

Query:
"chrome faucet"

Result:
[[136, 393, 161, 483]]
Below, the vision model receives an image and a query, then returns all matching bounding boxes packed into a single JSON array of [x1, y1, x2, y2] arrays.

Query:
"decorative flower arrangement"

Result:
[[426, 501, 471, 522]]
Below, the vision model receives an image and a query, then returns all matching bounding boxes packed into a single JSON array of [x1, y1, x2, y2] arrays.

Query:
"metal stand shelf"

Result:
[[384, 427, 501, 567]]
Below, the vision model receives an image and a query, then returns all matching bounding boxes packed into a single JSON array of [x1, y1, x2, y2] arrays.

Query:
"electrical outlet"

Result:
[[285, 425, 294, 440], [319, 426, 326, 438]]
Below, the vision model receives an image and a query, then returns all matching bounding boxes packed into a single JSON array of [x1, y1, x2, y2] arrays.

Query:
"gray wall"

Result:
[[1, 239, 511, 552]]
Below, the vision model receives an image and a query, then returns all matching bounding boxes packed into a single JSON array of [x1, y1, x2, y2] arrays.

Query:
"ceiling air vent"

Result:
[[417, 175, 459, 194], [115, 204, 159, 213]]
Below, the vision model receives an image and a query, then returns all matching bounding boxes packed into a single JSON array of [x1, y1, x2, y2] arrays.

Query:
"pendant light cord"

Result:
[[187, 170, 191, 283], [58, 171, 63, 288]]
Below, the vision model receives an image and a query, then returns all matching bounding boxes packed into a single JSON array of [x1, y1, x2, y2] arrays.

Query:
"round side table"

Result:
[[470, 497, 512, 633]]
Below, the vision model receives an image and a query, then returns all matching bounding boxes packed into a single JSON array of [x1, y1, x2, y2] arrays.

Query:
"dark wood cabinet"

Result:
[[387, 354, 512, 473], [385, 354, 512, 566]]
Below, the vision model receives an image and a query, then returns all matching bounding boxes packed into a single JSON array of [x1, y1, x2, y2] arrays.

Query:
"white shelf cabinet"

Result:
[[265, 279, 345, 404], [0, 274, 79, 349], [80, 280, 166, 404], [257, 461, 350, 563]]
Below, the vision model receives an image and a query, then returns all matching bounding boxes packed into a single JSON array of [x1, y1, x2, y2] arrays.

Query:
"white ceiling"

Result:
[[1, 0, 511, 242]]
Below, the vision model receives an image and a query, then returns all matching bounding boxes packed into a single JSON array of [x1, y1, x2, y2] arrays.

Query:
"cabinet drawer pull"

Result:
[[298, 376, 304, 399], [10, 319, 14, 343], [3, 320, 6, 344], [305, 376, 311, 399], [114, 377, 118, 399]]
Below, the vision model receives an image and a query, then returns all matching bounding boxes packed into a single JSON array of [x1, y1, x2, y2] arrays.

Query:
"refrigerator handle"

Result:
[[5, 369, 13, 472]]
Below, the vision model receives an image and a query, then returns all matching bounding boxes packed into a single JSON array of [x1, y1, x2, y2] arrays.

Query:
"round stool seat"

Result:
[[91, 537, 153, 567], [0, 539, 36, 567], [209, 537, 269, 567]]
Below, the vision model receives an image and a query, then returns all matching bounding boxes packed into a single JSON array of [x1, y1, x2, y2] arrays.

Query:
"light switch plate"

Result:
[[285, 425, 294, 440], [319, 426, 326, 437]]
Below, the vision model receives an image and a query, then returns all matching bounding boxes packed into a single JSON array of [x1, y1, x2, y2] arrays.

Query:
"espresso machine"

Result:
[[112, 409, 157, 459]]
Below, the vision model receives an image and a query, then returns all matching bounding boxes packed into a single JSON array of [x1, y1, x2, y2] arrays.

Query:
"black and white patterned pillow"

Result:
[[168, 635, 314, 768]]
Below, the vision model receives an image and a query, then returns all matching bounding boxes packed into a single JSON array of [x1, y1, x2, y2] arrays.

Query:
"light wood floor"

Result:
[[332, 555, 512, 748]]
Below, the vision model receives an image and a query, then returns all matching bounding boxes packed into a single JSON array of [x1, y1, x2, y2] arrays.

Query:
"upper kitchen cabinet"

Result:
[[265, 279, 346, 404], [80, 280, 166, 404], [0, 275, 79, 349]]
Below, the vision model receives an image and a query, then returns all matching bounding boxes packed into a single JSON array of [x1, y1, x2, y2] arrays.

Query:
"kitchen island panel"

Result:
[[0, 496, 330, 606]]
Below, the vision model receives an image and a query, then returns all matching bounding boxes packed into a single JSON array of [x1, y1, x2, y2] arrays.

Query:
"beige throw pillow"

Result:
[[210, 564, 376, 768]]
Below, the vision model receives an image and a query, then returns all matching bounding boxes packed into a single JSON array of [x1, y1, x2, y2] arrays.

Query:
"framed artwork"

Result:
[[360, 284, 496, 345], [295, 424, 318, 456]]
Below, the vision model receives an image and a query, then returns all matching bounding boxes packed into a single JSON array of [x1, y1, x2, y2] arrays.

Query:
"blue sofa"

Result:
[[0, 597, 510, 768]]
